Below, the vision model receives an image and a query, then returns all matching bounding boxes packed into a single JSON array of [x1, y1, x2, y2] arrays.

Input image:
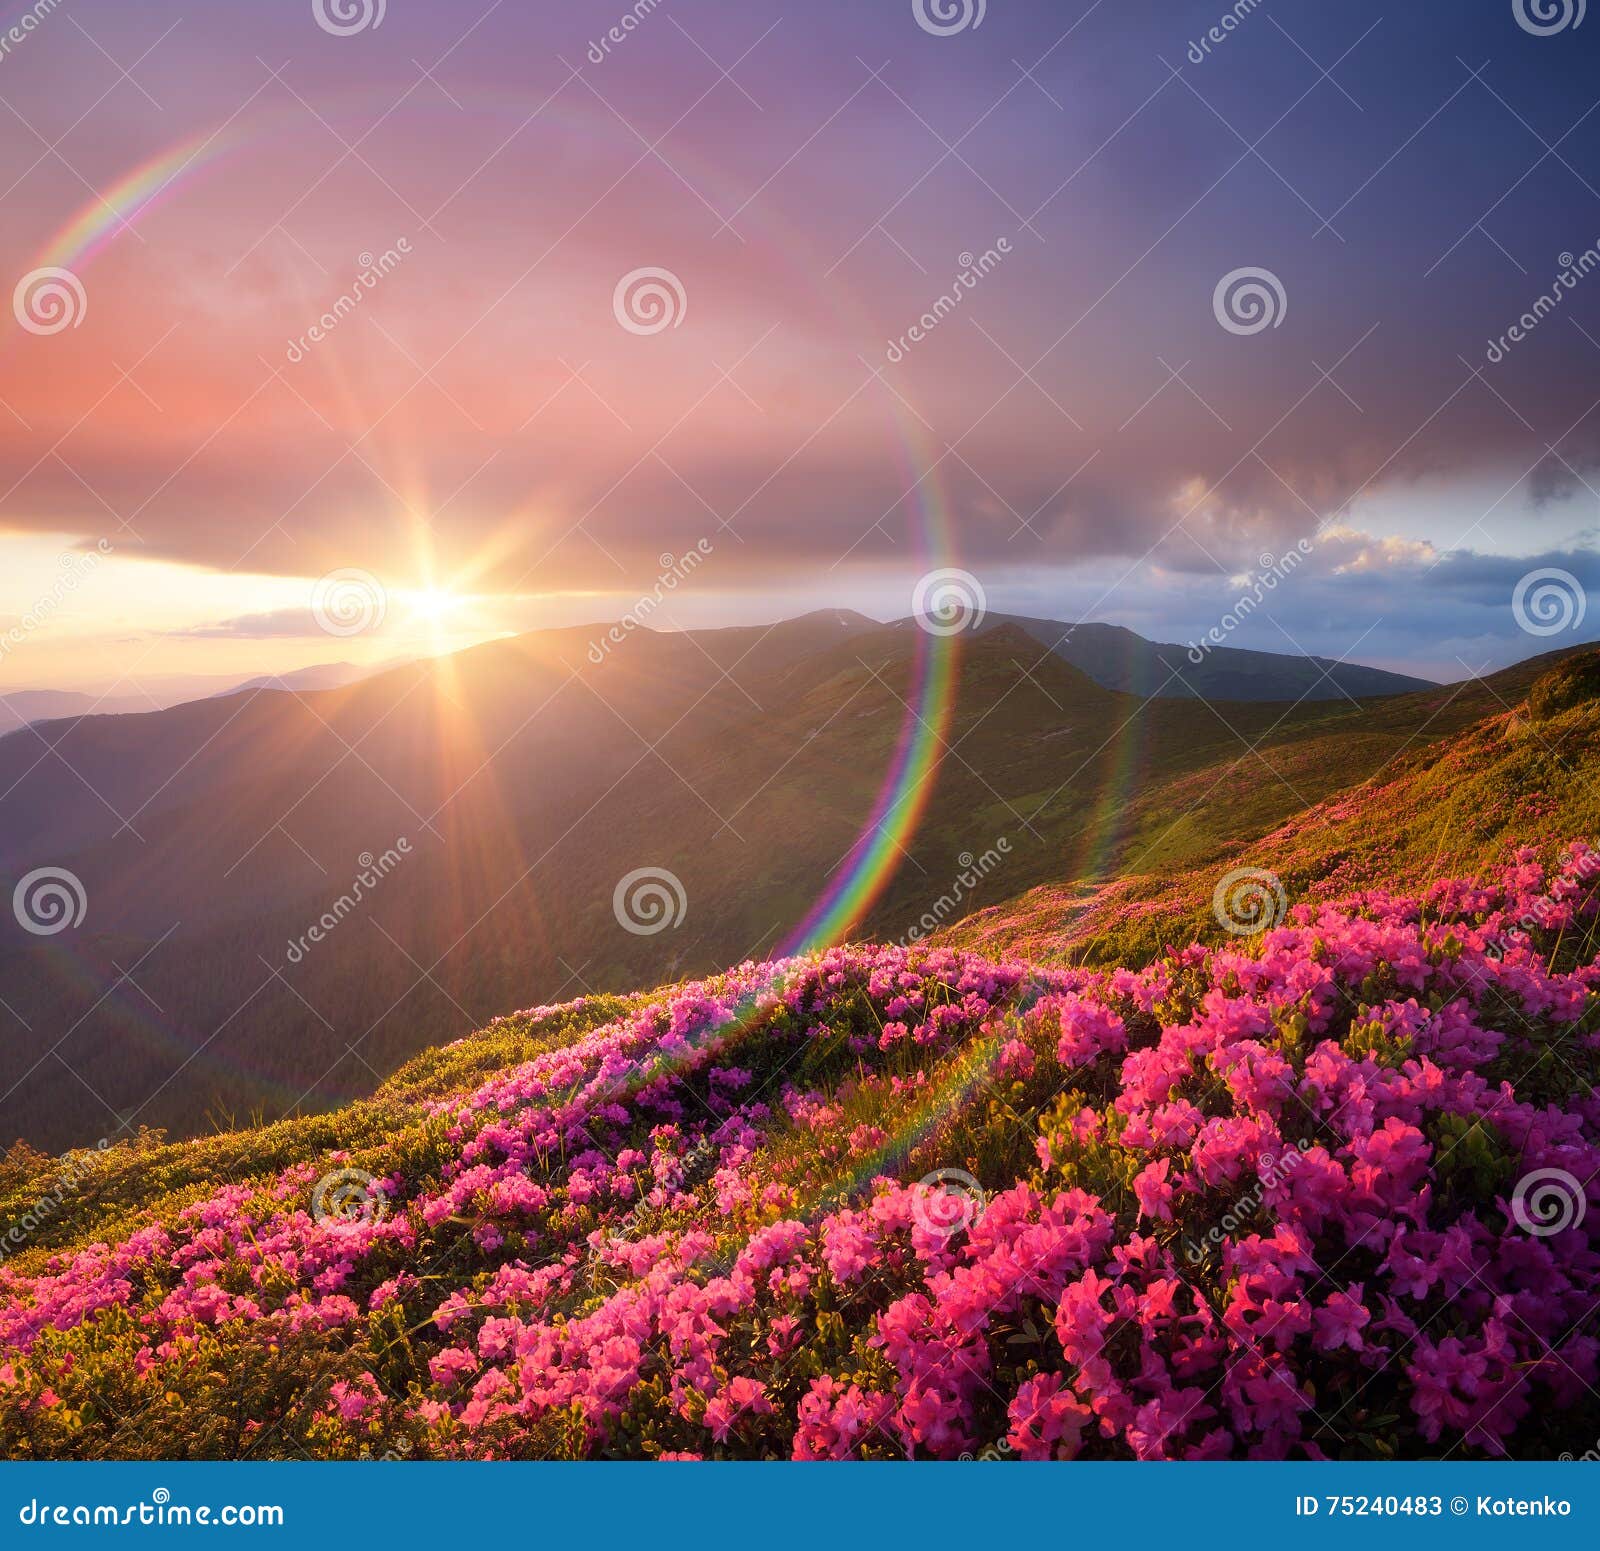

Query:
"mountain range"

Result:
[[0, 662, 385, 738], [0, 612, 1429, 740], [0, 612, 1554, 1151], [968, 614, 1435, 701]]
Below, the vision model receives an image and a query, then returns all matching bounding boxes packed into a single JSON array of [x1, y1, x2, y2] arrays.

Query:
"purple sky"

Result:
[[3, 0, 1600, 687]]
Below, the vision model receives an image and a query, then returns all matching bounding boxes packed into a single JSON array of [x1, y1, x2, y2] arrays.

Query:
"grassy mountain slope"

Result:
[[942, 646, 1600, 966]]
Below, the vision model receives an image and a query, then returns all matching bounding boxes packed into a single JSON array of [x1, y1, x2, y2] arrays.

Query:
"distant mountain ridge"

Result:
[[0, 661, 393, 737], [0, 689, 149, 736], [964, 614, 1437, 702], [215, 660, 385, 697], [0, 612, 1431, 745]]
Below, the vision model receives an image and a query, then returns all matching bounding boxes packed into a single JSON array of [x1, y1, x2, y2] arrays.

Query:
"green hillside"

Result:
[[943, 646, 1600, 966]]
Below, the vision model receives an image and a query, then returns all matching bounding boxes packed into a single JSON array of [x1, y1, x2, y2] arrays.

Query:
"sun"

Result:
[[401, 585, 479, 655], [407, 587, 463, 623]]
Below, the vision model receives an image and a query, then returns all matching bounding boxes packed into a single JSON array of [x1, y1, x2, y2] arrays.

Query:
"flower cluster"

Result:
[[1, 848, 1597, 1460]]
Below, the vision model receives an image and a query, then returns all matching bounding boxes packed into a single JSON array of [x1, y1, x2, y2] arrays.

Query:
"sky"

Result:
[[3, 0, 1600, 691]]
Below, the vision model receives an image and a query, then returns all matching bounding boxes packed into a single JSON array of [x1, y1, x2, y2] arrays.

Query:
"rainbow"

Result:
[[778, 404, 967, 955], [35, 124, 238, 275], [781, 622, 958, 956]]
